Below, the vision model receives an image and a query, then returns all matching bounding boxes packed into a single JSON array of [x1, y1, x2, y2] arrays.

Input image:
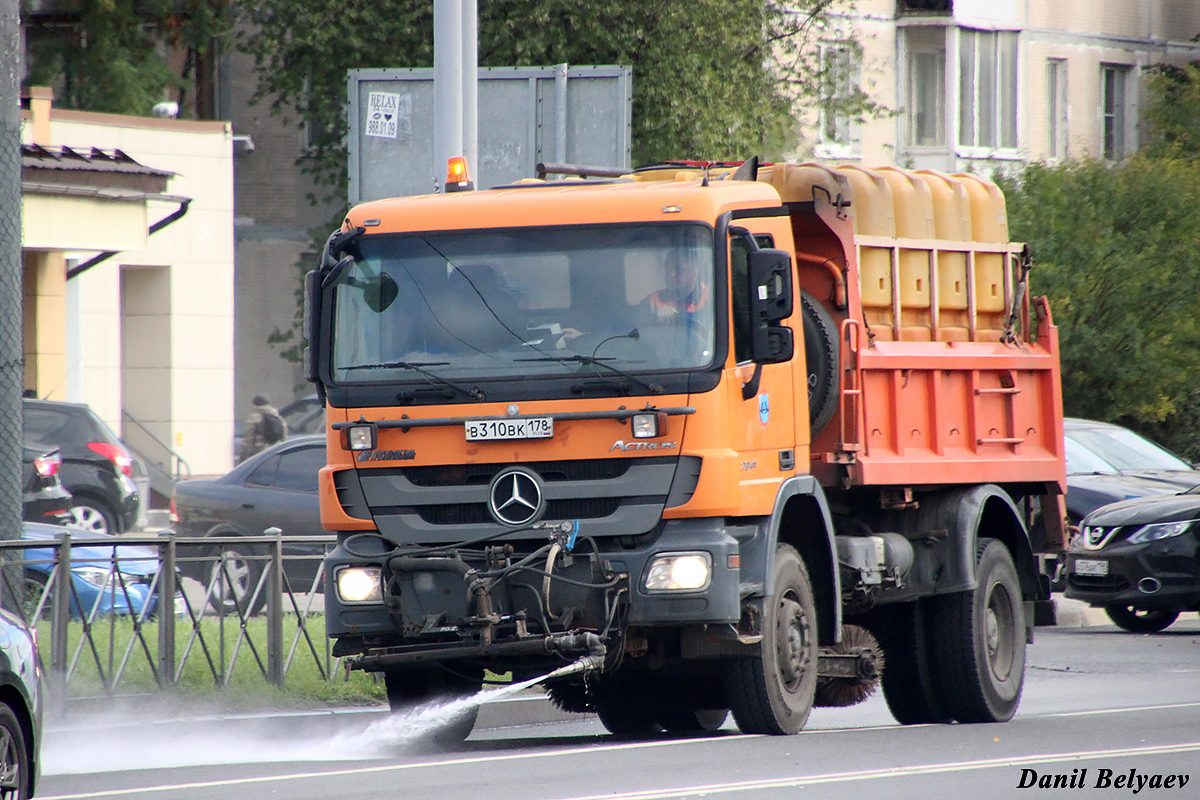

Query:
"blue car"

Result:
[[21, 522, 168, 619]]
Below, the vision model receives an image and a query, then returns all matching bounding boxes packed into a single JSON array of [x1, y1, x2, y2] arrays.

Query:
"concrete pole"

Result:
[[462, 0, 478, 180], [433, 0, 463, 189]]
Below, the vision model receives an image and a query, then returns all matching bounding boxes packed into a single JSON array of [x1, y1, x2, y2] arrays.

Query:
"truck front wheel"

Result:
[[725, 544, 818, 735], [383, 666, 482, 745], [932, 538, 1026, 723]]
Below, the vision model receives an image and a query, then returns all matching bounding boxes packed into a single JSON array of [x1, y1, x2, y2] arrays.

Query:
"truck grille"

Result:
[[351, 456, 685, 543]]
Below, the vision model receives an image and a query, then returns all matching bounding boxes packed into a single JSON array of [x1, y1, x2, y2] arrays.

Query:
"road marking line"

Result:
[[38, 739, 1200, 799]]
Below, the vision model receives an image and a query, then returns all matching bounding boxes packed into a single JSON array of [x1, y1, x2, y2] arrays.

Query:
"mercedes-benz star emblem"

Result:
[[488, 468, 544, 526]]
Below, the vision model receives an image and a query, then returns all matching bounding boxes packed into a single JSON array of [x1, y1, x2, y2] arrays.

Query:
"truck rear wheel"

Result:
[[725, 544, 817, 735], [383, 666, 482, 745], [931, 538, 1026, 723]]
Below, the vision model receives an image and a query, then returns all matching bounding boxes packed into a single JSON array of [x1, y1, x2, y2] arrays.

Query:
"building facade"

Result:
[[806, 0, 1200, 172], [20, 90, 236, 485]]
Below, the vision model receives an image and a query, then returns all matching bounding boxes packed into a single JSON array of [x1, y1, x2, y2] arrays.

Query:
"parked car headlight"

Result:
[[336, 566, 382, 603], [71, 567, 141, 589], [1127, 520, 1195, 544], [72, 566, 114, 587]]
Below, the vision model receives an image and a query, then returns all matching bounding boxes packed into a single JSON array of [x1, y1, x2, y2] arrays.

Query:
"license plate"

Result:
[[465, 417, 554, 441], [1074, 559, 1109, 577]]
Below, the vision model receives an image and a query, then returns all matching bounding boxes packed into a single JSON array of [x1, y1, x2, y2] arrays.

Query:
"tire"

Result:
[[205, 541, 265, 616], [0, 703, 30, 800], [800, 290, 840, 436], [864, 601, 951, 725], [725, 544, 818, 735], [68, 499, 117, 535], [656, 706, 728, 734], [1104, 605, 1180, 633], [591, 679, 662, 736], [384, 666, 482, 746], [931, 538, 1026, 723]]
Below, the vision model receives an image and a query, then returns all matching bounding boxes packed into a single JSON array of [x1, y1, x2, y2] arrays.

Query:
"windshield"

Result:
[[329, 224, 716, 384], [1065, 426, 1193, 472]]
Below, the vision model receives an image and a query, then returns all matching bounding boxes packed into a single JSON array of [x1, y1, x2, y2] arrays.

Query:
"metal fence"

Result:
[[0, 530, 343, 710]]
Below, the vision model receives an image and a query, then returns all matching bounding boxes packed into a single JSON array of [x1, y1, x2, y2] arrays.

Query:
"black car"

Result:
[[172, 435, 327, 613], [23, 398, 140, 535], [1064, 489, 1200, 632], [21, 444, 72, 526], [1060, 417, 1200, 527], [0, 606, 42, 798]]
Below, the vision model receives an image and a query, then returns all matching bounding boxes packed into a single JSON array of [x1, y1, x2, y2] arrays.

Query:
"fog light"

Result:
[[632, 412, 667, 438], [336, 566, 382, 603], [644, 552, 711, 591], [342, 423, 377, 451]]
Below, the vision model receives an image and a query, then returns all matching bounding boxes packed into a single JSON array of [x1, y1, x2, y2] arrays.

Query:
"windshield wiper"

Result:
[[516, 354, 663, 395], [345, 360, 485, 401]]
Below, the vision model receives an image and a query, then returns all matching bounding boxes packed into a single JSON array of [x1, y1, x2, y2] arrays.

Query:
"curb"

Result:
[[1052, 595, 1111, 628]]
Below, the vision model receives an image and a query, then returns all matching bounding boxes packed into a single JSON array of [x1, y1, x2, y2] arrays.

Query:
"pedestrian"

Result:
[[238, 394, 287, 463]]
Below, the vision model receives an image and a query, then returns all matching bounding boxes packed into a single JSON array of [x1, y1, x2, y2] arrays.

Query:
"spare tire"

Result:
[[801, 290, 840, 436]]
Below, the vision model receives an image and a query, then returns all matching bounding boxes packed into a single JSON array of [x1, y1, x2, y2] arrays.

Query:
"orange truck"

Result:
[[304, 157, 1067, 740]]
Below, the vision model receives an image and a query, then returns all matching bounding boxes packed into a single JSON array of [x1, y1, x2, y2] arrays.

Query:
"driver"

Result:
[[643, 251, 710, 323]]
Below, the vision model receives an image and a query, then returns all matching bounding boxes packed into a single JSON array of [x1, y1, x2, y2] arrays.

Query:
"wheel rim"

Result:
[[210, 552, 251, 606], [776, 594, 811, 694], [70, 504, 108, 534], [984, 580, 1015, 682], [0, 725, 19, 794]]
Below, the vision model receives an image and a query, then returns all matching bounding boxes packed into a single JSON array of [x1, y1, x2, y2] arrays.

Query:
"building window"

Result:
[[1101, 64, 1129, 160], [1047, 59, 1068, 159], [900, 0, 952, 12], [909, 44, 946, 147], [817, 43, 857, 150], [958, 29, 1018, 150]]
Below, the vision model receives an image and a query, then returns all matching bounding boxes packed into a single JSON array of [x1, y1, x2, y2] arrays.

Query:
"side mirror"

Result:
[[748, 249, 794, 363], [303, 269, 321, 384]]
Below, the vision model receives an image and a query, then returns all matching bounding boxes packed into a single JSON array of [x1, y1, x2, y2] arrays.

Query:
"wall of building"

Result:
[[29, 111, 236, 477]]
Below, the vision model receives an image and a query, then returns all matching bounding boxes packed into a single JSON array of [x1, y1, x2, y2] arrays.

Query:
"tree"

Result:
[[21, 0, 235, 117], [998, 156, 1200, 459], [240, 0, 878, 205]]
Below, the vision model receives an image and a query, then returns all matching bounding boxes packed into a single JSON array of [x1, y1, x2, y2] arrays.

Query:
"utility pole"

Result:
[[0, 0, 26, 609], [433, 0, 478, 186]]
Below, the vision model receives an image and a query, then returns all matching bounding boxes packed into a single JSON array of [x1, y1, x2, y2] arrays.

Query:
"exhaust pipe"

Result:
[[1137, 577, 1161, 594]]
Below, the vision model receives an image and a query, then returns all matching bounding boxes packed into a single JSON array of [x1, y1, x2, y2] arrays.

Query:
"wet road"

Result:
[[37, 613, 1200, 800]]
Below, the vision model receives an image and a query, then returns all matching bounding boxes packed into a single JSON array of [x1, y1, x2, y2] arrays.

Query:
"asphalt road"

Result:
[[37, 610, 1200, 800]]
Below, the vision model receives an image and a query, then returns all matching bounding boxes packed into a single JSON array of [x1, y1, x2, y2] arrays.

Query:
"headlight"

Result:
[[643, 552, 711, 592], [341, 423, 377, 451], [1127, 520, 1195, 544], [336, 566, 383, 603], [73, 567, 141, 588], [631, 412, 667, 439]]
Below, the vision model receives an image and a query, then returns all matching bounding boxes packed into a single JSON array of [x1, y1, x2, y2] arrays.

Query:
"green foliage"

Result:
[[22, 0, 235, 116], [1143, 62, 1200, 161], [998, 155, 1200, 457], [241, 0, 871, 204]]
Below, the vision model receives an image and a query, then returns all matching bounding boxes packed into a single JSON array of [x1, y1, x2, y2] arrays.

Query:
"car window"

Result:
[[245, 457, 279, 487], [273, 446, 323, 492], [1064, 437, 1118, 475], [1066, 427, 1192, 472], [23, 407, 81, 443]]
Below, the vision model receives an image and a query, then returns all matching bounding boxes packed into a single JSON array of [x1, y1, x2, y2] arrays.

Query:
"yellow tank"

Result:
[[876, 167, 935, 341], [953, 173, 1010, 339], [915, 170, 973, 341], [833, 165, 896, 339]]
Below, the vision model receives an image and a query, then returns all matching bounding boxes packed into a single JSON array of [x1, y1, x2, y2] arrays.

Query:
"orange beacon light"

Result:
[[445, 156, 474, 192]]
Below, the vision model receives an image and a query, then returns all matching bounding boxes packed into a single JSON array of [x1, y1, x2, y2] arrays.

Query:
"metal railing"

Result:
[[0, 529, 343, 712]]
